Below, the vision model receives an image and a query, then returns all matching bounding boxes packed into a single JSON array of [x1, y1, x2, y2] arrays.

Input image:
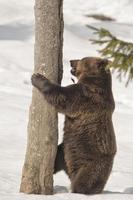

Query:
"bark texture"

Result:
[[20, 0, 63, 195]]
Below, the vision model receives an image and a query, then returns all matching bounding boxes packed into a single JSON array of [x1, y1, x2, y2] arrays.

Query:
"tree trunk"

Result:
[[20, 0, 63, 195]]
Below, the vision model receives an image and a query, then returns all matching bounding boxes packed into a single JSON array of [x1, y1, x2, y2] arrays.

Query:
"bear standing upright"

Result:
[[31, 57, 117, 194]]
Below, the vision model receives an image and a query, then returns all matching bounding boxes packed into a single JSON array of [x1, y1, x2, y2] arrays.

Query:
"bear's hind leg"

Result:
[[54, 143, 67, 174], [71, 162, 109, 194], [71, 165, 96, 194]]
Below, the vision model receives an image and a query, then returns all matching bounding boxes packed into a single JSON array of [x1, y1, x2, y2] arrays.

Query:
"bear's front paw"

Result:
[[31, 73, 49, 91]]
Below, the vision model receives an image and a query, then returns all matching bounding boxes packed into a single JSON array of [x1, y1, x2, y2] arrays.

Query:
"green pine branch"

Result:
[[87, 25, 133, 85]]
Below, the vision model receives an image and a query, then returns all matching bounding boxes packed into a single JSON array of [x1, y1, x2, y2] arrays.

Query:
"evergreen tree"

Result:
[[87, 25, 133, 85]]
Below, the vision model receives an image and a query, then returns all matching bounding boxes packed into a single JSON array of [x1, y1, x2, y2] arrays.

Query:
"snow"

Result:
[[0, 0, 133, 199]]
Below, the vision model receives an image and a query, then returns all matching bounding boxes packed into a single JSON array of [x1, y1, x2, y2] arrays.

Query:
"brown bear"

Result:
[[31, 57, 117, 194]]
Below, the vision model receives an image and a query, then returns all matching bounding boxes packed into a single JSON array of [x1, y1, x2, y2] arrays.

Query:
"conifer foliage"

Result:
[[87, 25, 133, 85]]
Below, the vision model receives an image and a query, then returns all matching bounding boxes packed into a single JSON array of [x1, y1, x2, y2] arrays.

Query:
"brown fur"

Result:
[[31, 57, 117, 194]]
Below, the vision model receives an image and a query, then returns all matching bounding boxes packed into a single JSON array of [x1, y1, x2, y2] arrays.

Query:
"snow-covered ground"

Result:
[[0, 0, 133, 199]]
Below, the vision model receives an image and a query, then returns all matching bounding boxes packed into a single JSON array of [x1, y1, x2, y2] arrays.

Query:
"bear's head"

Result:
[[70, 57, 110, 80]]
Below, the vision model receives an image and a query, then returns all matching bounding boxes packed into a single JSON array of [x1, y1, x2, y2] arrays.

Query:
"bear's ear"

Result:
[[98, 59, 111, 69], [70, 59, 80, 68]]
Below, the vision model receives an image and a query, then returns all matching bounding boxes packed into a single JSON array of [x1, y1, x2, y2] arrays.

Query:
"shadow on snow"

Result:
[[0, 22, 33, 41]]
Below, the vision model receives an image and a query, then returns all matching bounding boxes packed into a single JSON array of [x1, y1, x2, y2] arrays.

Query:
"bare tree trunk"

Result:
[[20, 0, 63, 195]]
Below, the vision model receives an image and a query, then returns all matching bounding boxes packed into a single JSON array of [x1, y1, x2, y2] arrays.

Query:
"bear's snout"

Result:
[[70, 60, 80, 68]]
